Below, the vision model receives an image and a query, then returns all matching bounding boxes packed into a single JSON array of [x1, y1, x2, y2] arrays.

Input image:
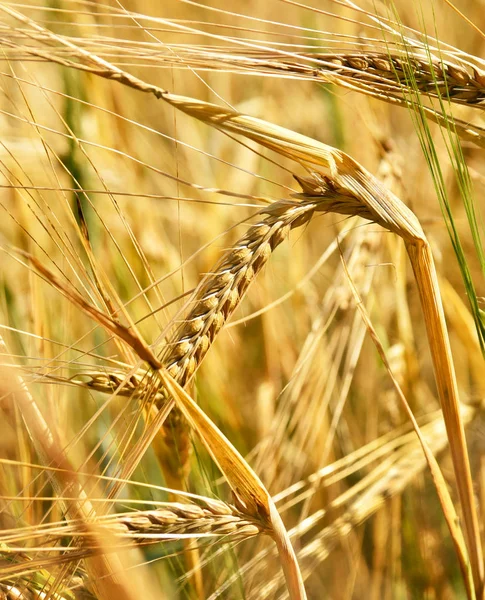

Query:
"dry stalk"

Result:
[[2, 5, 485, 146], [98, 501, 263, 542], [440, 278, 485, 399], [158, 363, 308, 600], [2, 7, 485, 109], [1, 499, 265, 550], [79, 197, 337, 485], [147, 48, 485, 107]]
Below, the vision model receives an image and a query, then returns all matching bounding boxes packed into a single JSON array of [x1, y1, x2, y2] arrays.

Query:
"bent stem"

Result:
[[406, 239, 483, 596]]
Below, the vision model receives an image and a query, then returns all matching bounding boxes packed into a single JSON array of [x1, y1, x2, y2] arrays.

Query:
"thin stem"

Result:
[[406, 239, 484, 597]]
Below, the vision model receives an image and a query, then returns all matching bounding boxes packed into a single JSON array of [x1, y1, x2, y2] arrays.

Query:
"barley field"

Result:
[[0, 1, 484, 599]]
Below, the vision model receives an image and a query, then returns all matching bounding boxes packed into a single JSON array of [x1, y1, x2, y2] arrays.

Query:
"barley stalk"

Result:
[[3, 5, 485, 147], [100, 502, 263, 542], [1, 499, 265, 551], [3, 6, 484, 108], [146, 47, 485, 107], [78, 196, 338, 483]]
